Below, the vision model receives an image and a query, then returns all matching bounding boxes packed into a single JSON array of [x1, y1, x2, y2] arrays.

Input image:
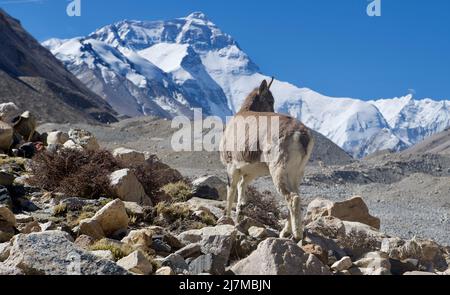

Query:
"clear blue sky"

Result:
[[1, 0, 450, 100]]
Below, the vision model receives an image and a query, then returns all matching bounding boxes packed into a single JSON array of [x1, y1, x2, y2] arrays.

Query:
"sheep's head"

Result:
[[239, 78, 275, 113]]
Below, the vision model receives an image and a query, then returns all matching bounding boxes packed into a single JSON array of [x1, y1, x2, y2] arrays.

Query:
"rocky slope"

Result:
[[43, 12, 450, 158], [402, 128, 450, 155], [0, 9, 117, 124]]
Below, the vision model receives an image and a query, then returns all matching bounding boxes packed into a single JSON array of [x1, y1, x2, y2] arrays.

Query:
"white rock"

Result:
[[113, 148, 145, 166], [14, 214, 34, 224], [331, 256, 353, 272], [117, 250, 153, 275], [63, 139, 83, 150], [68, 129, 100, 151], [91, 250, 114, 261], [0, 103, 20, 124], [155, 266, 174, 275], [46, 131, 69, 145], [109, 169, 151, 206]]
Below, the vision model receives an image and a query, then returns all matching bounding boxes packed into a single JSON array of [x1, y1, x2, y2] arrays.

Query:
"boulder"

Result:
[[189, 254, 222, 275], [155, 266, 174, 275], [91, 250, 114, 261], [0, 186, 12, 208], [14, 214, 34, 224], [113, 148, 145, 166], [68, 129, 99, 151], [0, 263, 23, 275], [78, 219, 105, 240], [0, 242, 11, 261], [147, 226, 184, 250], [305, 197, 380, 229], [117, 250, 153, 275], [0, 205, 16, 227], [2, 231, 129, 275], [403, 271, 437, 276], [231, 238, 331, 275], [161, 253, 189, 274], [20, 221, 41, 234], [0, 205, 16, 242], [175, 243, 202, 259], [0, 121, 13, 152], [178, 225, 236, 275], [301, 243, 328, 266], [74, 235, 95, 250], [124, 202, 145, 219], [13, 111, 37, 142], [63, 139, 83, 150], [80, 199, 128, 238], [121, 229, 153, 253], [331, 256, 353, 272], [192, 176, 227, 201], [354, 251, 391, 275], [46, 131, 69, 145], [109, 169, 152, 206], [0, 172, 15, 186], [0, 103, 20, 124], [186, 197, 225, 219]]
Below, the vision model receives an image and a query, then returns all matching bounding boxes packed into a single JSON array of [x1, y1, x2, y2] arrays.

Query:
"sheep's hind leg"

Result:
[[225, 166, 240, 219]]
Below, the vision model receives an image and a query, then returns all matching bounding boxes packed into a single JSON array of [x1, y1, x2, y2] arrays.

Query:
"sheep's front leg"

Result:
[[236, 176, 249, 223]]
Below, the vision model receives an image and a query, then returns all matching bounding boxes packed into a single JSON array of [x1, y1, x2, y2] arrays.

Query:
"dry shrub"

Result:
[[145, 155, 184, 187], [244, 187, 281, 230], [130, 163, 164, 205], [28, 149, 121, 199], [154, 202, 209, 233]]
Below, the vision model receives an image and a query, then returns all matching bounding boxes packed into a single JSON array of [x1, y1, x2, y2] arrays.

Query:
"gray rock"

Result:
[[231, 238, 331, 275], [189, 254, 222, 275], [178, 225, 236, 274], [354, 251, 391, 275], [161, 253, 188, 274], [192, 176, 227, 201], [2, 231, 129, 275], [0, 186, 12, 209], [175, 243, 202, 259], [0, 171, 15, 186]]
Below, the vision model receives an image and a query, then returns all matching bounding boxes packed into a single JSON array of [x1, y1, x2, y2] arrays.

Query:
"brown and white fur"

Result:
[[219, 79, 314, 241]]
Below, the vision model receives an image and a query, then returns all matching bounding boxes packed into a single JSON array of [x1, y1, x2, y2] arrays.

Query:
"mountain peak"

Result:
[[184, 11, 209, 21]]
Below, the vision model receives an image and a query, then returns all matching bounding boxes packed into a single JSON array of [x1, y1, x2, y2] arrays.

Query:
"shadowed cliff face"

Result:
[[0, 9, 118, 124]]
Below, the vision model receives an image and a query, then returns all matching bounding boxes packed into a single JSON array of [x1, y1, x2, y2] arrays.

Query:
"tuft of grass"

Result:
[[199, 212, 217, 226], [155, 202, 191, 222], [161, 181, 193, 202], [53, 203, 68, 216], [90, 239, 134, 261]]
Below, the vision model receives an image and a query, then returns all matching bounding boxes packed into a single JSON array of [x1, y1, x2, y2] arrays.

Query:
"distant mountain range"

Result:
[[0, 9, 117, 124], [41, 12, 450, 158]]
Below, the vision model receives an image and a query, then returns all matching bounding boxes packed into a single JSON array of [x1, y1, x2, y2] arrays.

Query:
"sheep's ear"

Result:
[[259, 80, 268, 94]]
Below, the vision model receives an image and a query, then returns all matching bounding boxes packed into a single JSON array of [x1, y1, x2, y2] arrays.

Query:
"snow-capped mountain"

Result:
[[43, 12, 450, 158]]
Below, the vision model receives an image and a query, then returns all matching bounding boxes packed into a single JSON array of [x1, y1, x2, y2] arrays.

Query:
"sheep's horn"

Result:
[[268, 77, 275, 89]]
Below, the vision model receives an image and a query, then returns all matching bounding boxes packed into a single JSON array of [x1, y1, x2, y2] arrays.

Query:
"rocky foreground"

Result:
[[0, 104, 449, 275]]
